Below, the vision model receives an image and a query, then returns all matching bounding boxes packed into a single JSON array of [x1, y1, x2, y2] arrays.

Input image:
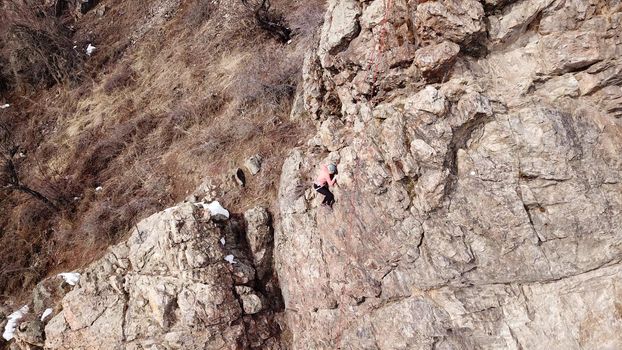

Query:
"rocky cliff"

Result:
[[4, 200, 284, 350], [276, 0, 622, 348], [2, 0, 622, 349]]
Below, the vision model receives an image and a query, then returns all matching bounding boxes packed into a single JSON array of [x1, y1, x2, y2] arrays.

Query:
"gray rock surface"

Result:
[[244, 207, 273, 279], [40, 203, 283, 349], [275, 0, 622, 348], [14, 320, 44, 349], [244, 155, 263, 175], [414, 40, 460, 76]]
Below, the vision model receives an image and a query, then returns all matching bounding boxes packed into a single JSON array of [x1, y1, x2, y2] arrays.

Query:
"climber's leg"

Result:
[[314, 184, 334, 206], [324, 189, 335, 207]]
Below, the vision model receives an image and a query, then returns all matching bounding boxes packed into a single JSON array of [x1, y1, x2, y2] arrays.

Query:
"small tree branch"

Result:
[[240, 0, 291, 43], [14, 184, 58, 210]]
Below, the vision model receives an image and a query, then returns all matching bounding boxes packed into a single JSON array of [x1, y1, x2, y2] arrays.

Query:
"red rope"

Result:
[[332, 0, 395, 346], [369, 0, 394, 88]]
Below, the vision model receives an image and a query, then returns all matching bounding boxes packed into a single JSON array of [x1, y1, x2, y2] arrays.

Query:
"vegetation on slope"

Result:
[[0, 0, 324, 299]]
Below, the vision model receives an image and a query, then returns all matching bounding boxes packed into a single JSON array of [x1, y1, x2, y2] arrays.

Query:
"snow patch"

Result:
[[206, 201, 229, 219], [2, 305, 28, 341], [58, 272, 81, 286], [224, 255, 236, 264], [220, 237, 225, 246], [95, 186, 103, 191], [164, 205, 180, 213], [86, 44, 96, 56], [41, 308, 53, 321], [0, 104, 9, 109]]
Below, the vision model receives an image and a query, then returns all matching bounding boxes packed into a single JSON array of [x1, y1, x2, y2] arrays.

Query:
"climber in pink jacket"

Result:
[[313, 163, 338, 207]]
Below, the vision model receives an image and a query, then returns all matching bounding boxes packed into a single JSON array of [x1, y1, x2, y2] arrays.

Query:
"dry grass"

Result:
[[0, 0, 325, 299]]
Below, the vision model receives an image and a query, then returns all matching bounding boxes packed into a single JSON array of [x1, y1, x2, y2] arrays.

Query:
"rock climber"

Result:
[[313, 163, 338, 208]]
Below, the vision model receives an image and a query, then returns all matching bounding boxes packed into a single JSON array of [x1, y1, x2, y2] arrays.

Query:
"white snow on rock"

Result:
[[2, 305, 28, 341], [58, 272, 81, 286], [206, 201, 229, 219], [0, 104, 9, 109], [224, 255, 236, 264], [220, 237, 225, 246], [86, 43, 96, 56], [41, 308, 53, 321], [163, 204, 181, 213]]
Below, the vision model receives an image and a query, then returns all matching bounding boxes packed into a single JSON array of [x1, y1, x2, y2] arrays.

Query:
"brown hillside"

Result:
[[0, 0, 324, 299]]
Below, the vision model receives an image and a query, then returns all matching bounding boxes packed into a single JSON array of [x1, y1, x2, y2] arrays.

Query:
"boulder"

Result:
[[414, 40, 461, 77], [235, 286, 264, 315], [414, 0, 485, 45], [244, 207, 272, 277], [14, 320, 44, 349], [318, 0, 361, 62], [43, 202, 281, 349], [244, 155, 263, 175]]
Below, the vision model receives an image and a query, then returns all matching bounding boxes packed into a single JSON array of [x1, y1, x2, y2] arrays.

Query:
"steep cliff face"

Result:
[[276, 0, 622, 348]]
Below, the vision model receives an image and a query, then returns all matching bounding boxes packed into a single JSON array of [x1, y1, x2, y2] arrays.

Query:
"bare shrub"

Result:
[[182, 0, 218, 27], [241, 0, 291, 42], [103, 64, 136, 95], [229, 43, 299, 110], [0, 2, 81, 91], [285, 0, 325, 41], [0, 122, 58, 210]]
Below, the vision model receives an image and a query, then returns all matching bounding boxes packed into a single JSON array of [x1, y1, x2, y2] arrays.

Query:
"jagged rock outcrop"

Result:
[[276, 0, 622, 348], [33, 202, 284, 349]]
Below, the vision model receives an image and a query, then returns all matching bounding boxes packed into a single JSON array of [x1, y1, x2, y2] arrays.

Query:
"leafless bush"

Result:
[[229, 44, 298, 109], [0, 2, 81, 90], [103, 64, 136, 94], [285, 0, 325, 41], [0, 122, 58, 210], [241, 0, 291, 42], [183, 0, 218, 27]]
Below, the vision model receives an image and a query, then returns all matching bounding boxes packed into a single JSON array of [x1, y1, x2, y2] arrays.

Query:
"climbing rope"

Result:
[[367, 0, 394, 89], [331, 2, 396, 344]]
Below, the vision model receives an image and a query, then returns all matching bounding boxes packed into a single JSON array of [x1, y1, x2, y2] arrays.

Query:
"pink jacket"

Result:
[[315, 165, 336, 187]]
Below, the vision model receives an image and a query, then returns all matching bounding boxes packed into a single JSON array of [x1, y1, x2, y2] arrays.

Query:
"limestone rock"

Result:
[[414, 0, 485, 46], [488, 0, 556, 45], [235, 286, 264, 315], [576, 57, 622, 95], [234, 168, 246, 187], [244, 207, 272, 277], [95, 5, 106, 17], [540, 31, 606, 74], [42, 202, 282, 349], [244, 155, 263, 175], [318, 0, 361, 62], [275, 0, 622, 348], [414, 40, 460, 76], [14, 320, 44, 349]]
